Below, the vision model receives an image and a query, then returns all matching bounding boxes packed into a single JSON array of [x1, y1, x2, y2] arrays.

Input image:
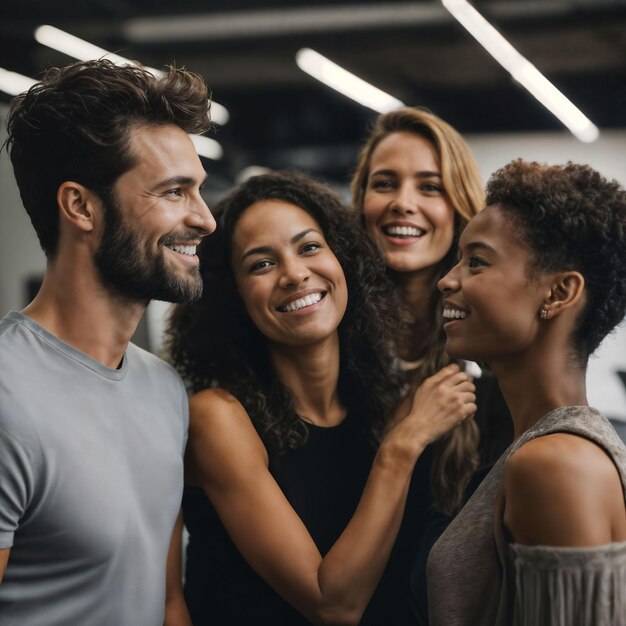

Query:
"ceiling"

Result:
[[2, 0, 626, 187]]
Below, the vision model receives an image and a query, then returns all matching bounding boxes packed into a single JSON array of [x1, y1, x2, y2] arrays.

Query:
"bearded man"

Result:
[[0, 59, 216, 625]]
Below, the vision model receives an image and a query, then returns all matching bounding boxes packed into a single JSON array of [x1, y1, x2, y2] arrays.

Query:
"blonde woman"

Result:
[[351, 107, 512, 623]]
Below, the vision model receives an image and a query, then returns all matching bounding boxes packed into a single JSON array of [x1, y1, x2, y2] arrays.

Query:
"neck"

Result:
[[392, 269, 438, 361], [269, 333, 345, 427], [489, 341, 588, 439], [22, 251, 146, 369]]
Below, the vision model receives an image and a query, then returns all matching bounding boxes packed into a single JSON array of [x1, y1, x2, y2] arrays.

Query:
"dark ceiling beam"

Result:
[[122, 1, 575, 44]]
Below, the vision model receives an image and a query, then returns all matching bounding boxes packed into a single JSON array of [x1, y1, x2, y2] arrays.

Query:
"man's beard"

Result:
[[93, 195, 203, 304]]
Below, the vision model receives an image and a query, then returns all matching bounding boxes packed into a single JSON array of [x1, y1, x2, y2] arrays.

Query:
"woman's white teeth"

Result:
[[282, 292, 323, 312], [169, 244, 196, 256], [385, 225, 424, 237], [443, 307, 467, 320]]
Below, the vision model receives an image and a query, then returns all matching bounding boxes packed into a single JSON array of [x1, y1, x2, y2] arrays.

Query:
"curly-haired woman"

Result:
[[430, 159, 626, 625], [163, 171, 476, 626]]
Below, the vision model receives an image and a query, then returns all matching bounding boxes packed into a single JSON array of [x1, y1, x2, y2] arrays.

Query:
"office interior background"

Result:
[[1, 0, 625, 428]]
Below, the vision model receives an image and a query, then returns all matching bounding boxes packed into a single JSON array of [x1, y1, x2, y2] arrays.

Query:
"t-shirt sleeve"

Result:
[[510, 541, 626, 625], [0, 422, 40, 548]]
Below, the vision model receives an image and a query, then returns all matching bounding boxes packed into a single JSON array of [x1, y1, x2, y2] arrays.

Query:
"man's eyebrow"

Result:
[[241, 228, 321, 262], [152, 173, 209, 190]]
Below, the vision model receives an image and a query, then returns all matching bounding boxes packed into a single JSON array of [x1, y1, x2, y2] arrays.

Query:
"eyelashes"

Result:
[[246, 241, 323, 274]]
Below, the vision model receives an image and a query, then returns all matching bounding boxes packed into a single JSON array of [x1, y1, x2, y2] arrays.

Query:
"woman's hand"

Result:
[[383, 364, 476, 466]]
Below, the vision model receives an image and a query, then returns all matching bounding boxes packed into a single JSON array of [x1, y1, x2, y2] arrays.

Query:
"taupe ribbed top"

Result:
[[427, 406, 626, 626]]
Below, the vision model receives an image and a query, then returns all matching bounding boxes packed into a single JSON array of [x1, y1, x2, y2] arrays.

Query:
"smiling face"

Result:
[[438, 204, 550, 363], [94, 124, 216, 303], [362, 131, 455, 279], [230, 200, 348, 348]]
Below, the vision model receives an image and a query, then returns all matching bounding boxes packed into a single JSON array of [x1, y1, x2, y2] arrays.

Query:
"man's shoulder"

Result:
[[0, 311, 27, 342], [0, 312, 40, 372]]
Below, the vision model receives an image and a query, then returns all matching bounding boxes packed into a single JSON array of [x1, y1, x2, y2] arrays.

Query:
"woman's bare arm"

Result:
[[163, 511, 193, 626], [0, 548, 9, 584], [186, 364, 475, 625]]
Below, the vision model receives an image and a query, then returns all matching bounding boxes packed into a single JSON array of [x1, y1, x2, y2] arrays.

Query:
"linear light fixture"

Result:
[[296, 48, 403, 114], [33, 25, 229, 127], [0, 67, 37, 96], [189, 134, 223, 161], [441, 0, 599, 143]]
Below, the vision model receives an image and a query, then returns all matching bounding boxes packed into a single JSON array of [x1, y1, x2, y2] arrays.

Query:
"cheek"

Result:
[[336, 277, 348, 316], [475, 291, 538, 343], [334, 267, 349, 317], [439, 224, 454, 254], [431, 205, 455, 250], [433, 203, 455, 230], [320, 256, 348, 312]]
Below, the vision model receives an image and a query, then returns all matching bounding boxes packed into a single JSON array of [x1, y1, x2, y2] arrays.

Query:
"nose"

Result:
[[438, 263, 460, 294], [187, 194, 217, 236], [278, 255, 310, 289], [390, 182, 417, 215]]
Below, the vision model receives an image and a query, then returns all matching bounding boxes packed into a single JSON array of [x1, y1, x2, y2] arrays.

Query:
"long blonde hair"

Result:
[[351, 107, 484, 515]]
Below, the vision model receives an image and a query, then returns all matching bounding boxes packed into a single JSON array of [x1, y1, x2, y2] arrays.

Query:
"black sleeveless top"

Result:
[[182, 410, 436, 625]]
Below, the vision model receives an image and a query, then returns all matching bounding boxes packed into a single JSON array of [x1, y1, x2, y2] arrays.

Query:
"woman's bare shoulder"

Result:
[[503, 433, 623, 546], [186, 387, 268, 482], [190, 386, 243, 411]]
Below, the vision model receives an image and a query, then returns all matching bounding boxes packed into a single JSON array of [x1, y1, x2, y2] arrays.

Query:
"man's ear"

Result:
[[540, 271, 585, 319], [57, 181, 103, 234]]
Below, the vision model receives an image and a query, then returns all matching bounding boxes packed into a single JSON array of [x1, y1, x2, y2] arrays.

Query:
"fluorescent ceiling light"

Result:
[[33, 25, 229, 126], [189, 134, 223, 161], [296, 48, 403, 114], [441, 0, 599, 143], [35, 25, 129, 67], [0, 67, 37, 96]]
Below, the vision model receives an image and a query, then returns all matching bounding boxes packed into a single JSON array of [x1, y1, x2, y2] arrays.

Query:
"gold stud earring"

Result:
[[540, 308, 549, 320]]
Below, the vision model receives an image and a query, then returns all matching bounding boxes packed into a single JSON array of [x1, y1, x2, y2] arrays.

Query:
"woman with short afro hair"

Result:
[[430, 159, 626, 626]]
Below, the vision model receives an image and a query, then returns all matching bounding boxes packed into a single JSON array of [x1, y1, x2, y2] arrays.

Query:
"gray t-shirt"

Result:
[[0, 311, 189, 626]]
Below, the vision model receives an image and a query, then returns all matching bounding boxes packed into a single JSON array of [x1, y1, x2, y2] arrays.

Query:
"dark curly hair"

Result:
[[486, 159, 626, 361], [4, 59, 211, 258], [166, 170, 403, 453]]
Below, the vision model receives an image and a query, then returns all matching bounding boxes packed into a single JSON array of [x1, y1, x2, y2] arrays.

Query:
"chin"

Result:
[[444, 339, 477, 361], [385, 257, 420, 274], [386, 253, 436, 275]]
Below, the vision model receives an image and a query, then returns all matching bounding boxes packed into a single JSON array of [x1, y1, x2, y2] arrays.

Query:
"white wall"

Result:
[[0, 104, 46, 315], [467, 129, 626, 187], [1, 103, 624, 419]]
